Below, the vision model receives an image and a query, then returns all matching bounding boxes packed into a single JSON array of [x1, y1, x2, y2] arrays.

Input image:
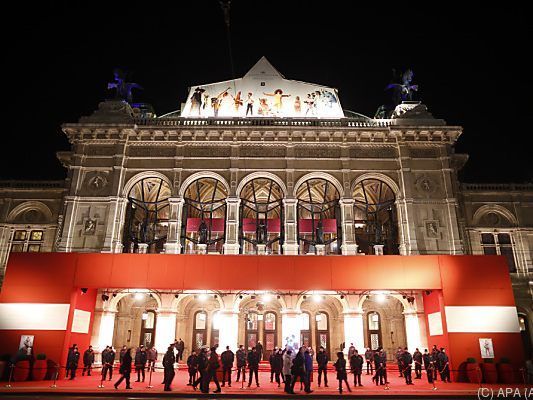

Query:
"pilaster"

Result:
[[164, 197, 184, 254], [223, 196, 240, 254], [282, 198, 299, 255]]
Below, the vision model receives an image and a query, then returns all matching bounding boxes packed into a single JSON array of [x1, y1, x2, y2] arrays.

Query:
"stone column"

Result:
[[339, 198, 358, 255], [138, 243, 148, 254], [164, 197, 184, 254], [57, 196, 79, 252], [315, 244, 325, 255], [373, 244, 384, 255], [0, 225, 11, 285], [218, 310, 239, 351], [343, 310, 365, 354], [97, 310, 117, 352], [102, 197, 126, 253], [404, 311, 425, 353], [223, 196, 240, 254], [154, 309, 177, 355], [281, 309, 301, 350], [282, 198, 299, 255]]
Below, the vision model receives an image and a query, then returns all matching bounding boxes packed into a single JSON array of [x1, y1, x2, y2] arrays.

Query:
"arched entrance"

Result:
[[315, 312, 330, 358], [362, 294, 406, 359], [123, 177, 171, 253], [239, 177, 284, 254], [193, 311, 208, 351], [112, 293, 159, 350], [181, 177, 228, 254], [296, 178, 341, 254], [263, 311, 278, 359], [353, 179, 399, 255]]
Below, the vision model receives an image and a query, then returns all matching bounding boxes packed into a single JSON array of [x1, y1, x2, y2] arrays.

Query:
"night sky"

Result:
[[3, 2, 531, 182]]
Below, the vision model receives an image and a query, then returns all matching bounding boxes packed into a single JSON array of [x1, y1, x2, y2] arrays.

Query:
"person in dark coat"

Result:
[[192, 348, 208, 392], [364, 348, 374, 375], [147, 346, 157, 372], [396, 347, 404, 377], [304, 349, 314, 393], [372, 347, 385, 385], [316, 346, 329, 387], [247, 346, 260, 387], [431, 345, 440, 381], [207, 347, 222, 393], [413, 348, 423, 379], [350, 349, 364, 386], [134, 345, 147, 382], [290, 347, 306, 393], [273, 348, 284, 387], [65, 344, 77, 378], [162, 346, 175, 391], [114, 348, 132, 389], [220, 345, 234, 387], [269, 347, 277, 382], [102, 346, 116, 380], [119, 345, 127, 364], [437, 348, 451, 382], [186, 350, 198, 385], [82, 345, 94, 376], [422, 349, 434, 384], [401, 347, 413, 385], [67, 346, 80, 380], [235, 345, 246, 382], [255, 342, 264, 361], [333, 351, 351, 394], [175, 338, 185, 361]]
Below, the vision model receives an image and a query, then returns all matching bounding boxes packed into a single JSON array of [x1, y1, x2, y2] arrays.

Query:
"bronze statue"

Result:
[[257, 220, 267, 244], [375, 69, 419, 118], [198, 220, 208, 244], [107, 68, 143, 103], [315, 220, 324, 245], [386, 69, 418, 102]]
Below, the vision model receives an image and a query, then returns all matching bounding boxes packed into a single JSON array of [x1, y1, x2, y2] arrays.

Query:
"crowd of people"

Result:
[[62, 340, 457, 394]]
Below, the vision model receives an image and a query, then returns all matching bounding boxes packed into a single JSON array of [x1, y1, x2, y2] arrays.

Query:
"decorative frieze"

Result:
[[294, 146, 340, 158], [349, 146, 398, 158], [184, 146, 231, 158], [240, 146, 286, 158], [128, 146, 176, 157]]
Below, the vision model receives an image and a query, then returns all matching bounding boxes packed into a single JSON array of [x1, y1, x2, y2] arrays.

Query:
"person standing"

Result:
[[147, 346, 157, 372], [333, 351, 351, 394], [431, 345, 440, 381], [396, 347, 404, 377], [364, 348, 374, 375], [350, 349, 364, 387], [316, 346, 329, 387], [273, 348, 284, 387], [102, 346, 116, 380], [438, 348, 451, 382], [304, 348, 314, 393], [283, 349, 294, 394], [175, 338, 185, 362], [65, 343, 77, 378], [114, 348, 132, 389], [119, 345, 127, 364], [221, 345, 234, 387], [422, 349, 434, 384], [290, 347, 306, 393], [186, 350, 198, 386], [372, 347, 385, 386], [401, 347, 413, 385], [247, 346, 260, 387], [235, 345, 247, 382], [255, 342, 264, 361], [67, 346, 80, 380], [134, 345, 147, 382], [413, 348, 423, 379], [82, 345, 94, 376], [192, 348, 208, 392], [162, 346, 175, 391], [269, 347, 277, 382], [207, 347, 222, 393]]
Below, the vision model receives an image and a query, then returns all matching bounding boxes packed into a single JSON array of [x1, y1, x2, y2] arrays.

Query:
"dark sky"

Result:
[[3, 1, 531, 182]]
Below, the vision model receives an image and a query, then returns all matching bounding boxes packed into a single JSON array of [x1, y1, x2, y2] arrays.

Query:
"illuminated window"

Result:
[[368, 312, 380, 330], [481, 232, 516, 272], [518, 316, 526, 332], [10, 229, 44, 253], [264, 312, 276, 330]]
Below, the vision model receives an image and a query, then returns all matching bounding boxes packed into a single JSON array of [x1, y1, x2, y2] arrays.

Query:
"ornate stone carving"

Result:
[[240, 146, 285, 158], [414, 174, 438, 196], [410, 147, 439, 158], [349, 147, 397, 158], [84, 172, 109, 195], [184, 146, 231, 158], [425, 220, 439, 238], [294, 147, 340, 158], [128, 146, 176, 157], [79, 100, 135, 123], [86, 146, 116, 156], [83, 217, 97, 235]]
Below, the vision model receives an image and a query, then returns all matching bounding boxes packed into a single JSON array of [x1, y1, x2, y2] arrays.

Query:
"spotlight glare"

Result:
[[198, 293, 208, 302], [313, 294, 322, 303], [135, 293, 144, 300], [376, 293, 386, 303], [262, 293, 272, 302]]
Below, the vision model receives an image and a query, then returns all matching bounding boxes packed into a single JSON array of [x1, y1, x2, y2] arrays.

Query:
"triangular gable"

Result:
[[244, 56, 285, 79]]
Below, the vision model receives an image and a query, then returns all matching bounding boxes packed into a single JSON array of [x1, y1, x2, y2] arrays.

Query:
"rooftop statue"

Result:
[[107, 68, 143, 103], [374, 69, 419, 119]]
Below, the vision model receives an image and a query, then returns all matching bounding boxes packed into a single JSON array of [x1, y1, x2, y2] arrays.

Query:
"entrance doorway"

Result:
[[315, 312, 330, 359], [193, 311, 208, 351], [263, 311, 278, 359], [139, 310, 156, 348], [367, 311, 382, 351]]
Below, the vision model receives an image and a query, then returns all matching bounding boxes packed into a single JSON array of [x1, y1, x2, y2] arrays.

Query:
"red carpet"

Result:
[[0, 367, 528, 397]]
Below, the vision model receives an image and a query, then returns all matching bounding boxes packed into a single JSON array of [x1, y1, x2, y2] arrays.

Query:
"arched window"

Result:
[[296, 178, 341, 254], [264, 312, 277, 360], [123, 177, 171, 253], [239, 178, 284, 254], [182, 177, 228, 254], [315, 312, 330, 358], [140, 310, 156, 348], [245, 312, 259, 351], [300, 312, 311, 348], [367, 311, 382, 351], [353, 179, 398, 255], [193, 311, 208, 351]]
